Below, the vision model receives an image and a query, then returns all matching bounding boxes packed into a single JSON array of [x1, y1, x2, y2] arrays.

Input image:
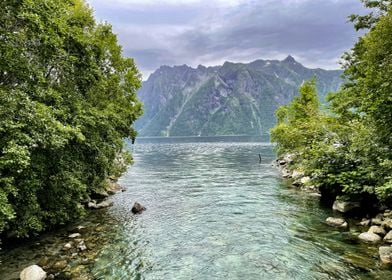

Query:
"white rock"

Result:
[[63, 243, 72, 250], [368, 225, 386, 237], [68, 233, 81, 238], [20, 265, 47, 280], [326, 217, 348, 228], [332, 200, 360, 213], [358, 232, 382, 243], [384, 231, 392, 243]]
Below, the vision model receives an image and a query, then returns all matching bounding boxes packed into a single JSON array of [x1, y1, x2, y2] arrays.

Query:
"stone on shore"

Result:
[[358, 232, 382, 243], [87, 200, 113, 209], [384, 231, 392, 243], [132, 202, 146, 214], [359, 219, 371, 227], [20, 265, 47, 280], [379, 246, 392, 265], [326, 217, 348, 229], [332, 200, 360, 213], [368, 225, 386, 237]]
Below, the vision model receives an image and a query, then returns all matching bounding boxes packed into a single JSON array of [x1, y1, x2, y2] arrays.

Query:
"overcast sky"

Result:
[[87, 0, 365, 80]]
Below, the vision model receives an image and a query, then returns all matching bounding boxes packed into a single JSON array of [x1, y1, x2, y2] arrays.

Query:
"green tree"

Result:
[[0, 0, 142, 237]]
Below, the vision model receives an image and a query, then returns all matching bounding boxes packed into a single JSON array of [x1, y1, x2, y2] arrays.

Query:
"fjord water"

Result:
[[1, 137, 391, 279], [92, 136, 389, 279]]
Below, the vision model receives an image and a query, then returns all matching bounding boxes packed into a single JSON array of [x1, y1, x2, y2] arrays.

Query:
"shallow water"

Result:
[[1, 136, 391, 279]]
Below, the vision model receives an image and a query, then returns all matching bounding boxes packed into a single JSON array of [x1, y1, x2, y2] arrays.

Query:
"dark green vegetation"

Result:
[[271, 0, 392, 206], [136, 57, 342, 137], [0, 0, 142, 238]]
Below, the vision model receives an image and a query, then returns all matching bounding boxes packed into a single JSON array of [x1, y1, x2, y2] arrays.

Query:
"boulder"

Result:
[[131, 202, 146, 214], [379, 246, 392, 265], [20, 265, 47, 280], [358, 232, 382, 243], [384, 231, 392, 243], [107, 181, 124, 195], [332, 200, 360, 213], [382, 218, 392, 230], [96, 200, 113, 208], [359, 219, 371, 227], [326, 217, 348, 229], [368, 225, 387, 237], [371, 217, 384, 226]]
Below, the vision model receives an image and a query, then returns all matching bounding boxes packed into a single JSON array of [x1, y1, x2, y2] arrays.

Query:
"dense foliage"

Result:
[[0, 0, 142, 237], [271, 1, 392, 207]]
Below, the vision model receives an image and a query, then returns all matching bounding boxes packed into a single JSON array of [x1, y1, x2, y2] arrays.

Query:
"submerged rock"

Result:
[[63, 242, 73, 251], [326, 217, 348, 229], [368, 225, 386, 237], [358, 232, 382, 243], [332, 200, 360, 213], [20, 265, 47, 280], [69, 233, 81, 239], [52, 260, 68, 270], [379, 246, 392, 265], [132, 202, 146, 214]]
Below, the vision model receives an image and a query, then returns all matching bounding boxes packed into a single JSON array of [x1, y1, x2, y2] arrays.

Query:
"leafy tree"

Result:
[[0, 0, 142, 237], [272, 1, 392, 206]]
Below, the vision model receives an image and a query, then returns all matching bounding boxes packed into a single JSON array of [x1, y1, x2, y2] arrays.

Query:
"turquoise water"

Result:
[[92, 136, 390, 279], [1, 136, 391, 279]]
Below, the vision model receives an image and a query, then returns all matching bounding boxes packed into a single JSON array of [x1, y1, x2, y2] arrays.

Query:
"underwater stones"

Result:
[[20, 265, 47, 280], [379, 246, 392, 265], [77, 240, 87, 251], [132, 202, 146, 214], [52, 260, 68, 270], [358, 232, 382, 243], [326, 217, 348, 229], [63, 243, 73, 251], [69, 233, 81, 239], [71, 225, 87, 233], [332, 200, 360, 213], [368, 225, 386, 237]]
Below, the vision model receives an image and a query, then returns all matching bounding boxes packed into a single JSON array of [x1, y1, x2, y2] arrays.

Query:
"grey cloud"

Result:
[[88, 0, 366, 78]]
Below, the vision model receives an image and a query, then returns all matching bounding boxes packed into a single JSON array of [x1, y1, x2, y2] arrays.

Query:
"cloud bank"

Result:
[[87, 0, 365, 79]]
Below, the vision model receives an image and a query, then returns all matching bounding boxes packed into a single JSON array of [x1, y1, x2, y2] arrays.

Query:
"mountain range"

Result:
[[135, 56, 342, 136]]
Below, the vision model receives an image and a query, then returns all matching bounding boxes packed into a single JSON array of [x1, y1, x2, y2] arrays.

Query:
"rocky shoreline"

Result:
[[275, 155, 392, 266], [9, 179, 146, 280]]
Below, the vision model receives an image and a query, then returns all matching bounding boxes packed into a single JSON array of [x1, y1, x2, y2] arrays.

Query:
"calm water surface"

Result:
[[1, 136, 391, 279]]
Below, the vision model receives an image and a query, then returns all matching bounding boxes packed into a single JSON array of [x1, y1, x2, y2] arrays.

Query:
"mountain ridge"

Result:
[[136, 56, 342, 136]]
